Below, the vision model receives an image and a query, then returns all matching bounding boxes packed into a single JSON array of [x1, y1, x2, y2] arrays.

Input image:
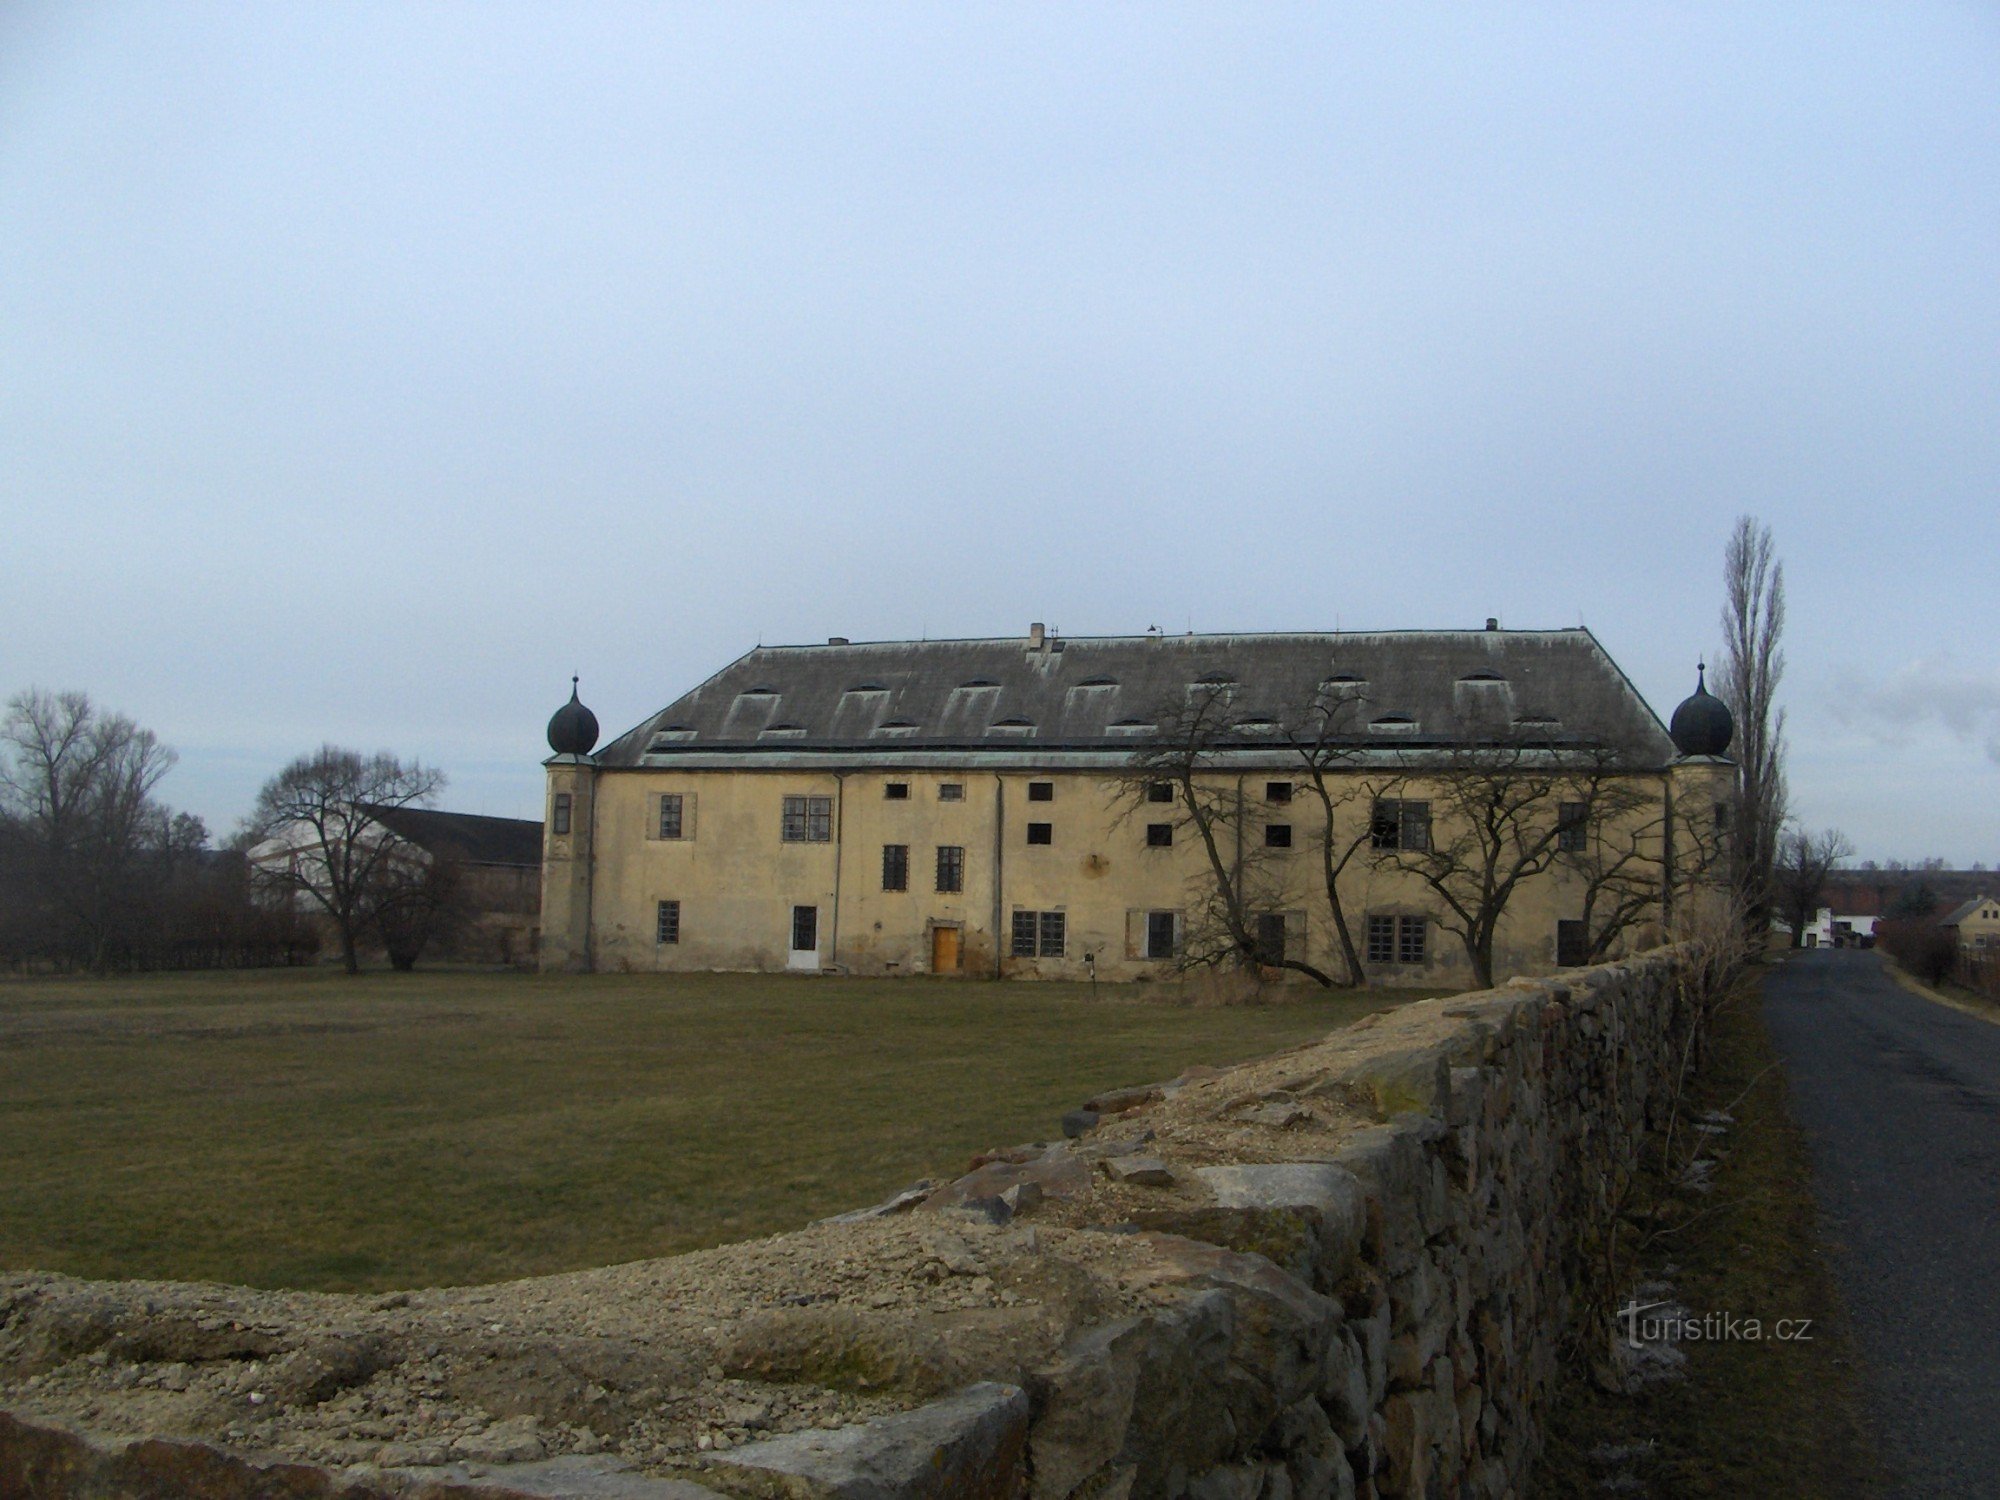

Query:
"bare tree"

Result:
[[1714, 517, 1787, 926], [1119, 683, 1336, 986], [1375, 738, 1656, 988], [1773, 826, 1854, 947], [248, 748, 445, 973], [370, 851, 467, 971], [1286, 677, 1393, 986], [0, 689, 180, 969]]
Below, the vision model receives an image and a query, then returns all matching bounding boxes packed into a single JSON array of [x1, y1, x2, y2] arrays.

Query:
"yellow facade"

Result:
[[544, 758, 1733, 985]]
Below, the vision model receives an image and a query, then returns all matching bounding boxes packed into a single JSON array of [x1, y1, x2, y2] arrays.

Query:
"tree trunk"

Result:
[[338, 925, 360, 974]]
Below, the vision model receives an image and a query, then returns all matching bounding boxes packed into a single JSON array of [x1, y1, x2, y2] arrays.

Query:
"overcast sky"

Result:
[[4, 4, 1997, 862]]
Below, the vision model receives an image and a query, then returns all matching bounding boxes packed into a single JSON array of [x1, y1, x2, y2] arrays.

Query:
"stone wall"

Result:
[[0, 948, 1712, 1499]]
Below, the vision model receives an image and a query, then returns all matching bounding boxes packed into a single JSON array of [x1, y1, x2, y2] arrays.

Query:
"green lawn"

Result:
[[0, 969, 1417, 1294]]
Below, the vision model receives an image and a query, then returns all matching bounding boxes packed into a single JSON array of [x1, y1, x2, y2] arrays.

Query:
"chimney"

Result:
[[1028, 622, 1046, 651], [827, 636, 849, 646], [1485, 617, 1498, 631]]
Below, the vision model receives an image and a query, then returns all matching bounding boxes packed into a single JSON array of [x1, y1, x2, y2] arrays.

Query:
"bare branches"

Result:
[[1772, 825, 1854, 946], [1117, 683, 1336, 986], [1715, 517, 1788, 922], [1375, 736, 1657, 987], [248, 747, 445, 974]]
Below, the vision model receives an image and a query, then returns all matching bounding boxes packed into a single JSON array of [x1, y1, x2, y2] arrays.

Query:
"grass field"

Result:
[[0, 968, 1417, 1294]]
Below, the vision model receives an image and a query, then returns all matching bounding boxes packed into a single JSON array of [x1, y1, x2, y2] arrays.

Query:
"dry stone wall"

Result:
[[0, 949, 1708, 1500]]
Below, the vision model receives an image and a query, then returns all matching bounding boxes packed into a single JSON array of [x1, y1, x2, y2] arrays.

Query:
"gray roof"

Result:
[[1939, 896, 1995, 928], [595, 628, 1677, 769], [362, 805, 544, 867]]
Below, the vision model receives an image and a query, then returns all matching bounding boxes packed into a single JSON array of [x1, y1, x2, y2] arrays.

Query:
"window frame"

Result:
[[1370, 798, 1431, 852], [1146, 782, 1175, 804], [1027, 781, 1054, 802], [935, 844, 965, 893], [1011, 909, 1067, 958], [780, 794, 833, 843], [881, 843, 909, 892], [1146, 910, 1177, 959], [1026, 822, 1053, 846], [1265, 781, 1293, 803], [1264, 823, 1293, 848], [938, 783, 965, 802], [1556, 801, 1588, 853], [551, 792, 572, 837], [1146, 823, 1174, 848], [884, 782, 910, 801], [655, 899, 681, 945], [658, 792, 685, 841]]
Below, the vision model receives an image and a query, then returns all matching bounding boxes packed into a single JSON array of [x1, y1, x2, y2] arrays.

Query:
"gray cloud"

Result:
[[1837, 659, 2000, 765]]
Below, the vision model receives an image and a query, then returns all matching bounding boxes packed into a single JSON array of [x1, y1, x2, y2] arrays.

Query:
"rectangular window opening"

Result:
[[1027, 781, 1054, 802], [655, 899, 680, 945], [884, 782, 910, 800], [1146, 823, 1173, 848], [938, 783, 965, 802], [1012, 909, 1066, 958], [1265, 823, 1293, 848], [552, 792, 572, 837], [1146, 782, 1175, 804], [1146, 910, 1177, 959], [882, 844, 909, 892], [781, 794, 833, 842], [935, 845, 965, 893], [1266, 781, 1293, 803], [1557, 801, 1588, 853], [1371, 798, 1431, 851], [1255, 913, 1287, 965], [658, 793, 684, 840], [1027, 822, 1053, 845], [791, 905, 818, 952]]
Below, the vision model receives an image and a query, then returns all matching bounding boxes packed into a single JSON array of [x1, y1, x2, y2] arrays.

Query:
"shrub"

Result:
[[1876, 917, 1958, 987]]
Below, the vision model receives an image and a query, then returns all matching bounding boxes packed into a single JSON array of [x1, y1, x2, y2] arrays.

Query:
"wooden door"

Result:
[[931, 925, 960, 973]]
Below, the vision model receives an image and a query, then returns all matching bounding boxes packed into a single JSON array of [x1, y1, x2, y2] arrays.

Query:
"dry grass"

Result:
[[1534, 980, 1884, 1497], [0, 968, 1421, 1294]]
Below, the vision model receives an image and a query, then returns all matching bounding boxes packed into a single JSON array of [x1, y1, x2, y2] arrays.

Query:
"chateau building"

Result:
[[540, 626, 1735, 985]]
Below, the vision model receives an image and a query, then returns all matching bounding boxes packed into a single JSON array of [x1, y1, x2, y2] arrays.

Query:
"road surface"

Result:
[[1761, 948, 2000, 1496]]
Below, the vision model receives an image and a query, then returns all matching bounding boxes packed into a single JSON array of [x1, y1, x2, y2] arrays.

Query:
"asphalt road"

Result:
[[1762, 949, 2000, 1496]]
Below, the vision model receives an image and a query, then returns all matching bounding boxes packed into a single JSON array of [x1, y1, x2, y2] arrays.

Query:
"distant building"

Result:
[[249, 804, 542, 965], [1940, 895, 2000, 952], [539, 626, 1734, 985]]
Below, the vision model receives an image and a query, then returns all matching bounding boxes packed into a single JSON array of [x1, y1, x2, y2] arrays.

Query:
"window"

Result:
[[791, 905, 818, 952], [1367, 915, 1428, 965], [781, 795, 832, 843], [1012, 909, 1066, 957], [1256, 913, 1287, 964], [1370, 798, 1431, 851], [1146, 823, 1174, 848], [1266, 781, 1293, 803], [656, 899, 680, 945], [1265, 824, 1293, 848], [935, 845, 965, 893], [1028, 781, 1054, 802], [1557, 801, 1588, 853], [1147, 782, 1175, 804], [658, 793, 685, 840], [939, 783, 965, 802], [552, 792, 571, 836], [1027, 822, 1053, 845], [885, 782, 910, 800], [882, 844, 909, 891], [1556, 919, 1589, 967], [1146, 910, 1177, 959]]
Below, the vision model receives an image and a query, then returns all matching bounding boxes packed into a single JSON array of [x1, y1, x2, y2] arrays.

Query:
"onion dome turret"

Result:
[[546, 677, 600, 757], [1668, 663, 1734, 757]]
